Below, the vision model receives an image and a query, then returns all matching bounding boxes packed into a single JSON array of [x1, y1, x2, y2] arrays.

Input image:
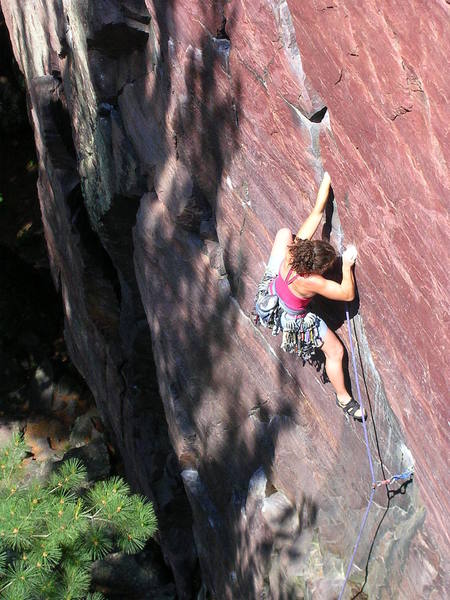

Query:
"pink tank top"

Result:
[[274, 266, 312, 312]]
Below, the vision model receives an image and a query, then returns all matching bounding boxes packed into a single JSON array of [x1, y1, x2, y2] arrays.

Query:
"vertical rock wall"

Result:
[[2, 1, 448, 598]]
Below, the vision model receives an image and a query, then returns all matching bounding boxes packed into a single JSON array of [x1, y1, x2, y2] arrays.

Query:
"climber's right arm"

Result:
[[301, 252, 356, 301], [307, 269, 355, 301]]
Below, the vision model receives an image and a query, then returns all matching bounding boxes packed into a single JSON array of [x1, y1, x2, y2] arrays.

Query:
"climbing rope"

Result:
[[345, 305, 375, 483], [337, 306, 414, 600]]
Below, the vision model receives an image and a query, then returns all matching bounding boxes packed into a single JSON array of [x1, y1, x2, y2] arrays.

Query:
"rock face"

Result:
[[2, 1, 448, 598]]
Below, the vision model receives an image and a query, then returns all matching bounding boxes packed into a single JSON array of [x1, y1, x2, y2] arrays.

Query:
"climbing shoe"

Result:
[[335, 395, 367, 421]]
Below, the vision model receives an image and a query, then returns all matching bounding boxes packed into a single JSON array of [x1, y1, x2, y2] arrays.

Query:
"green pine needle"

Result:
[[131, 495, 158, 536], [114, 495, 157, 554], [87, 479, 133, 526], [82, 525, 113, 561], [2, 503, 35, 551], [30, 571, 59, 599], [2, 560, 38, 599], [105, 476, 131, 497], [44, 495, 84, 545], [62, 564, 91, 599], [0, 433, 29, 486], [88, 477, 130, 509], [55, 459, 88, 491], [116, 530, 147, 554], [0, 432, 158, 599], [62, 544, 93, 571], [28, 539, 62, 571], [0, 550, 6, 575]]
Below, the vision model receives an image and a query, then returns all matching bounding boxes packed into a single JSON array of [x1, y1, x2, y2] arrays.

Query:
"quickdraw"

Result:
[[372, 468, 414, 489]]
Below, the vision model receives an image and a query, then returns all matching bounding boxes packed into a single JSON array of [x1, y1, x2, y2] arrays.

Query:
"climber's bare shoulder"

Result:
[[299, 274, 350, 301]]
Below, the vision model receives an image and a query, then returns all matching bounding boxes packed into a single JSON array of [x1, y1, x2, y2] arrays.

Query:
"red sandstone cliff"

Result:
[[1, 0, 448, 597]]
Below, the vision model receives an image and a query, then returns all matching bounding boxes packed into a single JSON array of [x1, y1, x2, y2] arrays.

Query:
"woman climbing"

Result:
[[254, 172, 365, 420]]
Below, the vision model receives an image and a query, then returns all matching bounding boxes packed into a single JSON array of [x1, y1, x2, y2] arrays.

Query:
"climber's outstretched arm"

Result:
[[296, 172, 331, 241]]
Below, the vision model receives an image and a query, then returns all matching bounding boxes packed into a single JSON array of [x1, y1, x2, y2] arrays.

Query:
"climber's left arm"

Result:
[[296, 172, 331, 240]]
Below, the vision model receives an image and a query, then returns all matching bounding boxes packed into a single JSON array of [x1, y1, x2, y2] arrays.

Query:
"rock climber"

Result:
[[254, 172, 365, 420]]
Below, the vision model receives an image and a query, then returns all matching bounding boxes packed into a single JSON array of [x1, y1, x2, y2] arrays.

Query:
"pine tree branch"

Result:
[[0, 580, 12, 593]]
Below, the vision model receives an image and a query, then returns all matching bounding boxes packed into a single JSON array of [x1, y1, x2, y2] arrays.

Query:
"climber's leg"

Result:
[[267, 228, 293, 274], [321, 329, 365, 419], [320, 328, 351, 402]]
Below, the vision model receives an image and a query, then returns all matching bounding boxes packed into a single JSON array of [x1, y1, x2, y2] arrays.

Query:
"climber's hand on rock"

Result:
[[342, 244, 357, 267], [314, 171, 332, 214], [298, 172, 332, 240], [322, 171, 331, 187]]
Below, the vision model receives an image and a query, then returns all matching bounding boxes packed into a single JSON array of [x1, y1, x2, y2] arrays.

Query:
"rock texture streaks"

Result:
[[1, 0, 449, 598]]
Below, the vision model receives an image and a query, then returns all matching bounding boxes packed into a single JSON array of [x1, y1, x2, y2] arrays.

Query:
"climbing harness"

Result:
[[337, 305, 414, 600], [253, 269, 323, 363]]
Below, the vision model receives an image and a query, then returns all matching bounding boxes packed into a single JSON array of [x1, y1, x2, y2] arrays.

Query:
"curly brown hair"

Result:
[[288, 238, 336, 275]]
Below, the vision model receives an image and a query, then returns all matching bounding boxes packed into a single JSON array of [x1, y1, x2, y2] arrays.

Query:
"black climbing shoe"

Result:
[[335, 396, 367, 422]]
